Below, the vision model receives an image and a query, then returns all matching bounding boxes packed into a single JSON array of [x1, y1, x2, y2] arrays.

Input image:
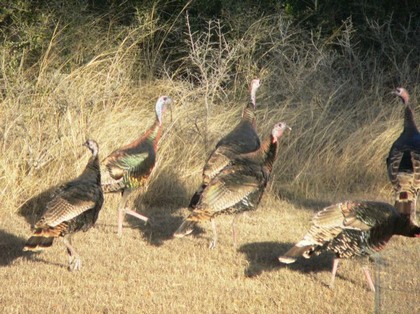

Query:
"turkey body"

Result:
[[23, 140, 104, 271], [103, 124, 159, 192], [175, 122, 290, 248], [189, 79, 261, 208], [279, 200, 420, 290]]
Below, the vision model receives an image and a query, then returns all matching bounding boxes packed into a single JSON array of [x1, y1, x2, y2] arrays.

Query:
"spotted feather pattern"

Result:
[[279, 201, 420, 264]]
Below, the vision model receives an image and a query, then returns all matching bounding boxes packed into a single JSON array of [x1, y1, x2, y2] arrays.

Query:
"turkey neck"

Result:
[[403, 104, 419, 134], [241, 103, 256, 128], [79, 154, 101, 184], [259, 134, 279, 172], [126, 119, 163, 150], [145, 119, 163, 150]]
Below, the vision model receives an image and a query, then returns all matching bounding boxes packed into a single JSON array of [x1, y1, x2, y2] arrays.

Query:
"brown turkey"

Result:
[[23, 140, 104, 271], [278, 201, 420, 291], [387, 87, 420, 224], [102, 96, 172, 236], [188, 79, 261, 209], [175, 122, 291, 249]]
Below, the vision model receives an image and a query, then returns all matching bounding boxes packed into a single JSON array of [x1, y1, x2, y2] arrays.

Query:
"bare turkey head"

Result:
[[392, 87, 410, 105], [83, 139, 99, 156], [156, 96, 173, 124], [249, 78, 261, 108], [272, 122, 291, 142]]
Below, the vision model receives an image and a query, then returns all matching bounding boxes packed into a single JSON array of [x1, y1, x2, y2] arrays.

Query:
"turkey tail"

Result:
[[23, 235, 54, 251], [23, 228, 59, 251], [278, 244, 314, 264], [23, 222, 67, 251], [173, 220, 198, 238], [102, 181, 125, 193]]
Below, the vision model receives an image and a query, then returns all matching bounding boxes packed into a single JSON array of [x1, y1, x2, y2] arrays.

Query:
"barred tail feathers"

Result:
[[23, 235, 54, 251], [174, 209, 213, 238], [23, 223, 67, 251], [278, 237, 319, 264], [278, 244, 315, 264]]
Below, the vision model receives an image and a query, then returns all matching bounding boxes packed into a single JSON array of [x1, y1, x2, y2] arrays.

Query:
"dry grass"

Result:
[[2, 198, 380, 313], [0, 9, 419, 314]]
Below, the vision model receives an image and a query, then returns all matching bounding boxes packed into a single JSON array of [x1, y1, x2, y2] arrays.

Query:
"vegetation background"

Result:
[[0, 0, 419, 313]]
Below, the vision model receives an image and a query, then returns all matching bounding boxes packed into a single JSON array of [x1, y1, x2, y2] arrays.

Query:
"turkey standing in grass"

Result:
[[102, 96, 172, 237], [175, 122, 291, 249], [278, 201, 420, 291], [189, 79, 261, 209], [23, 140, 104, 271], [387, 87, 420, 224]]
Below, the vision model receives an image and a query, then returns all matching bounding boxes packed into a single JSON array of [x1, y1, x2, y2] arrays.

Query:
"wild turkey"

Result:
[[175, 122, 291, 248], [23, 140, 104, 271], [189, 79, 261, 208], [386, 87, 420, 224], [278, 201, 420, 291], [102, 96, 172, 236]]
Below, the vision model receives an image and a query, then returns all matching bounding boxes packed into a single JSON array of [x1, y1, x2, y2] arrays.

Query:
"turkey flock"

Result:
[[22, 82, 419, 292]]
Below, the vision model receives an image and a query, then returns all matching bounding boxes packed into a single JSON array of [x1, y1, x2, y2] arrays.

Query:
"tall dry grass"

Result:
[[0, 7, 419, 313]]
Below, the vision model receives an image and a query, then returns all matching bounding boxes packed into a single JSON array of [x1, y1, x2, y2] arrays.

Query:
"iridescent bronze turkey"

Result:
[[102, 96, 172, 236]]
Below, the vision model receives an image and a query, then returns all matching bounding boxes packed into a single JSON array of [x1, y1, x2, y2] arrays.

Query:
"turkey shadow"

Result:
[[275, 188, 333, 213], [17, 185, 61, 227], [0, 229, 66, 268], [288, 197, 333, 213], [238, 241, 332, 277], [127, 169, 198, 246], [0, 229, 27, 266]]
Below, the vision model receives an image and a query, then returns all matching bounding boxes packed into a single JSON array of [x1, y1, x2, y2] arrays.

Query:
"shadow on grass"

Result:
[[0, 229, 69, 269], [238, 241, 333, 277], [125, 169, 195, 246], [0, 229, 27, 266], [279, 190, 332, 212]]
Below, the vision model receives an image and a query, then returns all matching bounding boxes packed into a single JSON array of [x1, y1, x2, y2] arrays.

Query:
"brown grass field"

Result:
[[0, 8, 419, 313]]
